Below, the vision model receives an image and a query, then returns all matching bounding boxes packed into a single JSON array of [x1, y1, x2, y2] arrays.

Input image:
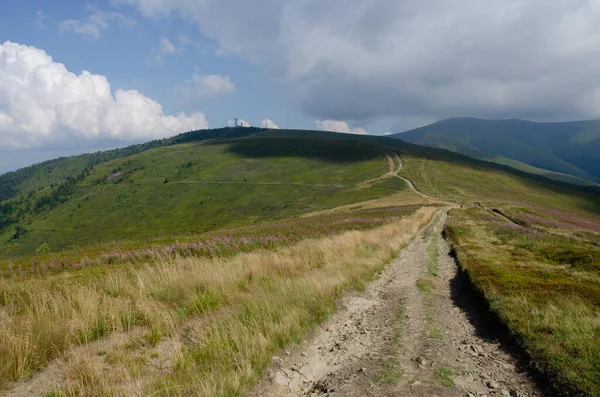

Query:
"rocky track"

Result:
[[253, 211, 542, 397]]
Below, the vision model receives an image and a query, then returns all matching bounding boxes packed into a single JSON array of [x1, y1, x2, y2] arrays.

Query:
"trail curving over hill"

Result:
[[383, 152, 439, 202]]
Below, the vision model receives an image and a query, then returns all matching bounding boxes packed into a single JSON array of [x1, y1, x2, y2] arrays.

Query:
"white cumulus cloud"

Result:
[[0, 41, 208, 149], [261, 118, 280, 129], [175, 74, 235, 101], [315, 120, 367, 135]]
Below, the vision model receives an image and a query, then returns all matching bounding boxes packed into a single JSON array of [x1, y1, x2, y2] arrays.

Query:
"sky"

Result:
[[2, 1, 600, 173]]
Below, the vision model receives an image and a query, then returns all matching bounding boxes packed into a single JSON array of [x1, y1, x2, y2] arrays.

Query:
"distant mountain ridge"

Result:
[[392, 117, 600, 183]]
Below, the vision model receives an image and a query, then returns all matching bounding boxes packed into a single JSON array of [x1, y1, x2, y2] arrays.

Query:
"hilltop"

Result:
[[392, 117, 600, 185]]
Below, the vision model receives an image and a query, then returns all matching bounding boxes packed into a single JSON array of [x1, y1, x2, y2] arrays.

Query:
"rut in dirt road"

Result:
[[253, 211, 542, 397]]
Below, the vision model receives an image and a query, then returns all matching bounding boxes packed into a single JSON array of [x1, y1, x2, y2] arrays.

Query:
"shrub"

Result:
[[11, 226, 27, 240], [36, 243, 52, 255]]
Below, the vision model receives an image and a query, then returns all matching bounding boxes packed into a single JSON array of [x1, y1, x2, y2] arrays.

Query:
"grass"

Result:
[[0, 206, 436, 395], [435, 367, 455, 387], [378, 305, 406, 385], [7, 126, 599, 260], [0, 205, 425, 278], [418, 217, 442, 340], [0, 138, 393, 258], [398, 152, 600, 215], [425, 221, 439, 277], [445, 207, 600, 396]]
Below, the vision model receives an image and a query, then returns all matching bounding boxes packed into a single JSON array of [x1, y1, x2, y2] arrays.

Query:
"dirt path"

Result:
[[253, 211, 542, 397], [357, 153, 397, 188], [393, 152, 404, 173], [394, 175, 436, 201], [387, 153, 439, 202], [386, 153, 396, 174], [173, 181, 344, 188]]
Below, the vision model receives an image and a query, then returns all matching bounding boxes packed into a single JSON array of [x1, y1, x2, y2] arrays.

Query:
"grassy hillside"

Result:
[[0, 127, 259, 202], [477, 155, 600, 187], [0, 136, 406, 258], [393, 117, 600, 182], [3, 127, 600, 259], [397, 151, 600, 216]]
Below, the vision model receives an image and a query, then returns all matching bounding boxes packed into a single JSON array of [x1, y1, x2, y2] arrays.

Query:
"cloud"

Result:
[[0, 41, 208, 149], [175, 74, 235, 100], [35, 11, 46, 29], [227, 119, 251, 127], [315, 120, 367, 135], [121, 0, 600, 123], [261, 118, 280, 129], [151, 36, 178, 63], [159, 36, 177, 55], [59, 4, 136, 40], [151, 34, 198, 63]]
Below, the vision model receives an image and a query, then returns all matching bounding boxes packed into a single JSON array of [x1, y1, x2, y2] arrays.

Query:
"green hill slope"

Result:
[[0, 134, 408, 258], [475, 155, 600, 187], [392, 117, 600, 182], [0, 127, 260, 202], [2, 127, 599, 259]]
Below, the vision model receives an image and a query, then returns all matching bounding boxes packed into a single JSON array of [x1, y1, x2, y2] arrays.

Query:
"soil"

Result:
[[253, 211, 543, 397]]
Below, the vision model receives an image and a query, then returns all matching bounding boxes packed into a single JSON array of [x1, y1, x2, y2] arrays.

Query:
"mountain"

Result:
[[1, 126, 599, 259], [391, 117, 600, 184]]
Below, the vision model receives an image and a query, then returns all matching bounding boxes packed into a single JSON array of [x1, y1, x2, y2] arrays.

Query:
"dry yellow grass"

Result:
[[302, 190, 433, 218], [0, 207, 436, 396]]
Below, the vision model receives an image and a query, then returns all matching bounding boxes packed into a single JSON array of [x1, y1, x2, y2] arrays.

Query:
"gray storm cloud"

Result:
[[122, 0, 600, 124]]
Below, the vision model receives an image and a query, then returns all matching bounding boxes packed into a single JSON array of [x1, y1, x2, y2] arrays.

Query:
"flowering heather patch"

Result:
[[517, 213, 574, 230], [498, 222, 528, 232], [476, 207, 600, 272], [0, 205, 425, 278], [512, 207, 600, 234]]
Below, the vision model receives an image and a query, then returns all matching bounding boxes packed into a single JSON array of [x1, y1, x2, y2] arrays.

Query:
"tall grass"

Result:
[[0, 207, 436, 396], [0, 206, 422, 278]]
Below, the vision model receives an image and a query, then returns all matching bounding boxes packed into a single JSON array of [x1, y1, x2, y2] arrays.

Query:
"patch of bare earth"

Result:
[[253, 211, 542, 397], [2, 330, 182, 397]]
